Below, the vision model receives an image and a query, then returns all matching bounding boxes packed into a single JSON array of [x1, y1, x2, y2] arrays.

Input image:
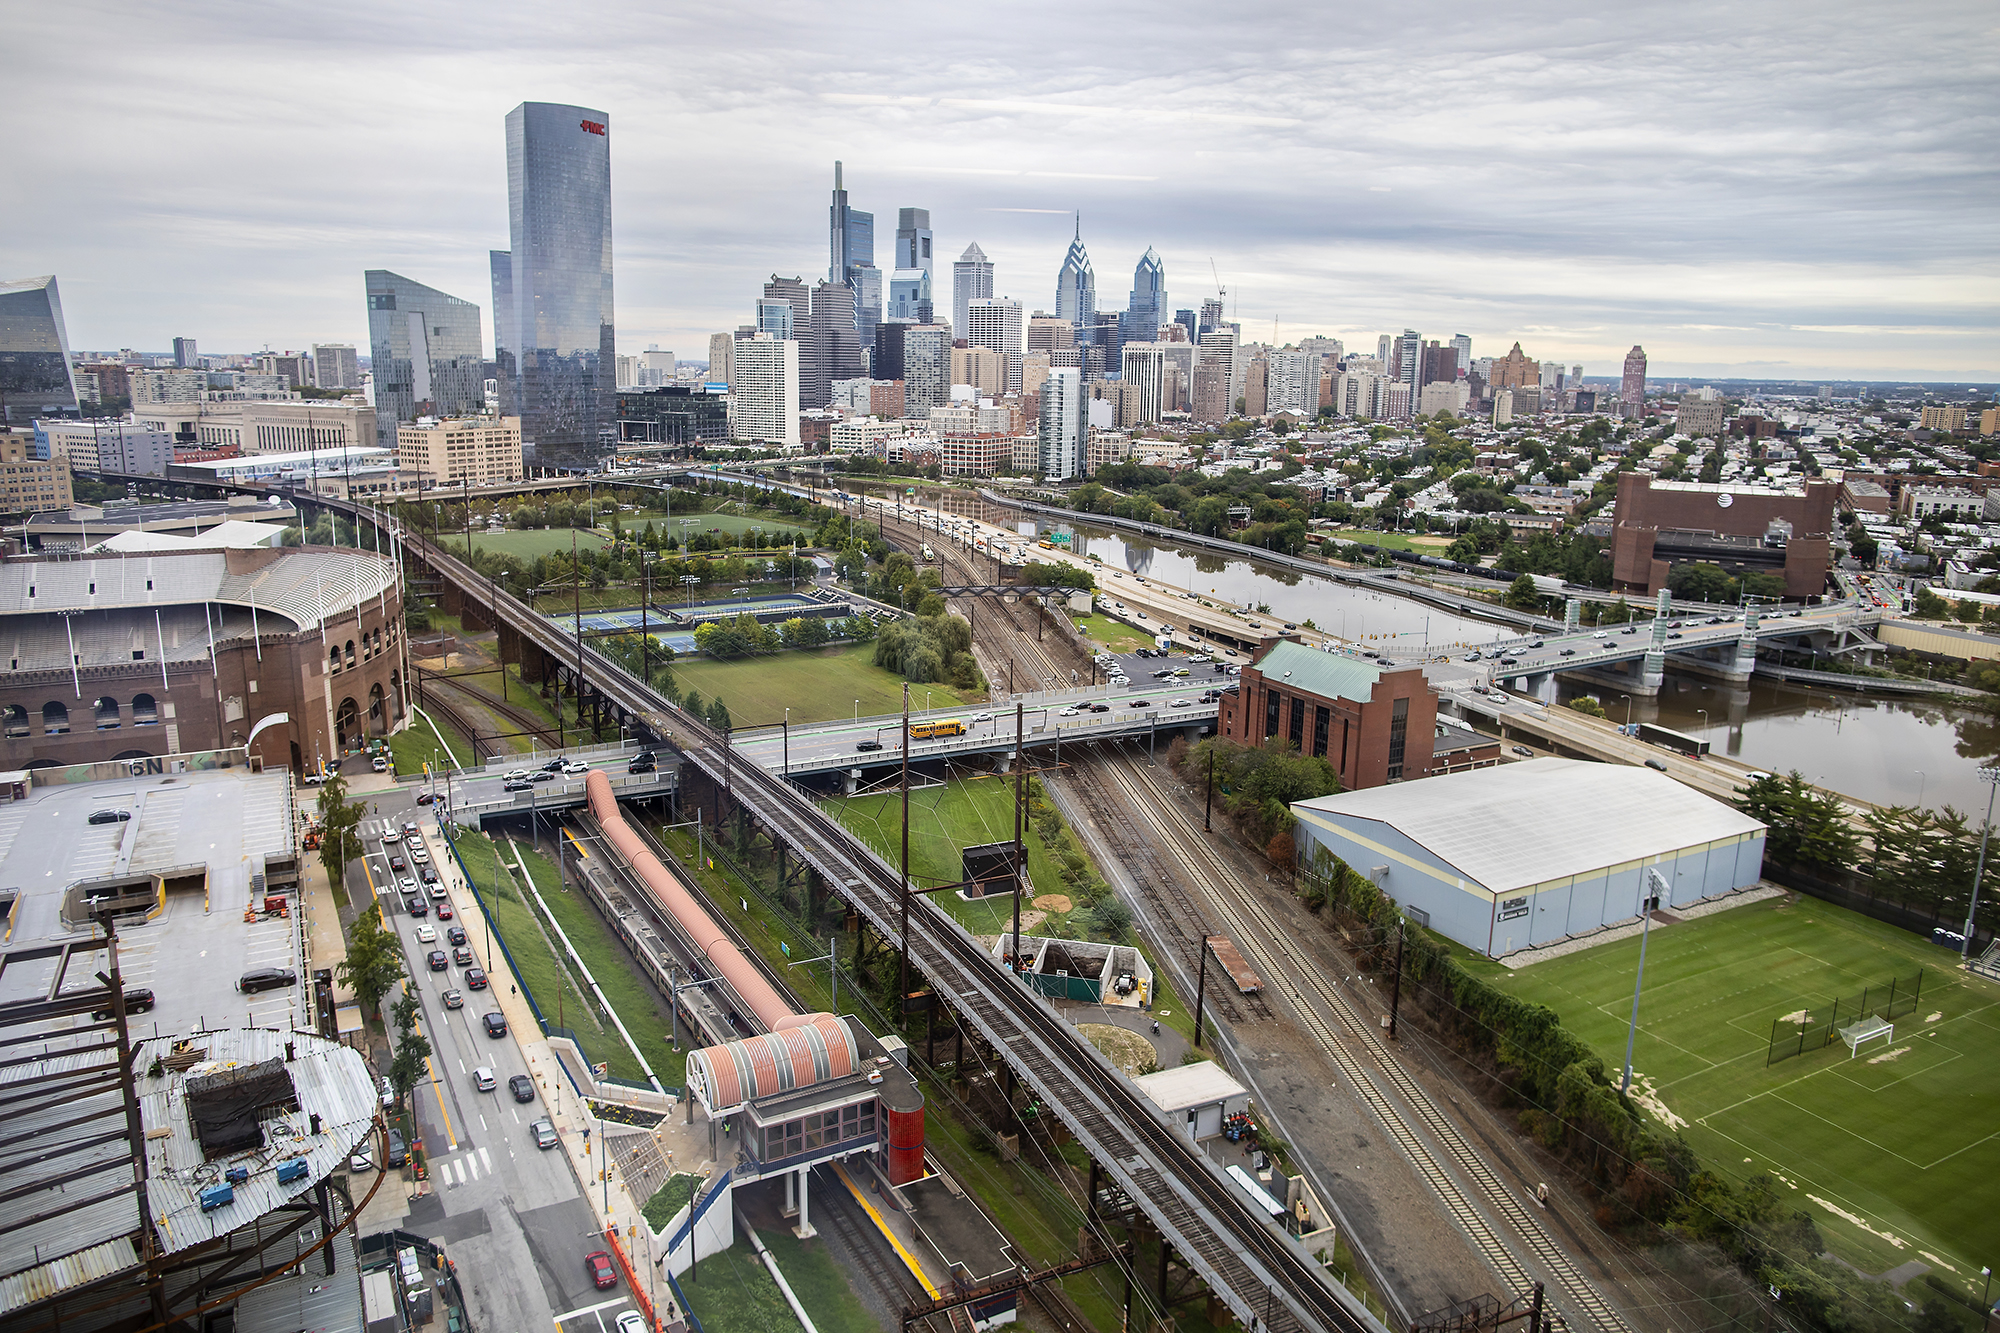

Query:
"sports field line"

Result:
[[1825, 1046, 1963, 1098]]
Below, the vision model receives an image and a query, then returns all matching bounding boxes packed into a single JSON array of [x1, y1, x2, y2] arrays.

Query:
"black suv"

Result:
[[628, 751, 656, 775], [92, 988, 155, 1021], [238, 967, 297, 994]]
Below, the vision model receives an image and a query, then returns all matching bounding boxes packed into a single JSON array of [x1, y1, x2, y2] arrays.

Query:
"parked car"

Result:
[[88, 809, 132, 825], [585, 1252, 618, 1290], [482, 1011, 507, 1037], [238, 967, 297, 994], [92, 987, 155, 1021], [371, 756, 389, 773], [385, 1129, 408, 1167], [509, 1074, 536, 1103]]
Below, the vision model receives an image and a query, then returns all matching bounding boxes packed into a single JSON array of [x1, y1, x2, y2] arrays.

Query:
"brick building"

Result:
[[0, 546, 403, 775], [1609, 473, 1836, 599], [1216, 637, 1438, 788]]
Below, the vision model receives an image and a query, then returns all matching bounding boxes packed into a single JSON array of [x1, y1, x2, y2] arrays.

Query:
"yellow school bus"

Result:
[[909, 718, 967, 740]]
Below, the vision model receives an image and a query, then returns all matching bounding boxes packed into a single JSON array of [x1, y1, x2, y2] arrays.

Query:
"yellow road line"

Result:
[[830, 1161, 938, 1298]]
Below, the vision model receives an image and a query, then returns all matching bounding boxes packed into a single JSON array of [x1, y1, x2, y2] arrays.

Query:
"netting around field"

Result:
[[1767, 968, 1926, 1065]]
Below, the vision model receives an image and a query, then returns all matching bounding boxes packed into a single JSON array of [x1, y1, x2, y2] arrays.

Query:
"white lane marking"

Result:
[[464, 1154, 478, 1181], [457, 1058, 466, 1074], [479, 1113, 488, 1132], [453, 1158, 466, 1186], [479, 1146, 493, 1174]]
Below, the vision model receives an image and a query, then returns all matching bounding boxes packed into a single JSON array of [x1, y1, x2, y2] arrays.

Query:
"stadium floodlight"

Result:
[[1622, 866, 1670, 1094], [1963, 767, 2000, 961]]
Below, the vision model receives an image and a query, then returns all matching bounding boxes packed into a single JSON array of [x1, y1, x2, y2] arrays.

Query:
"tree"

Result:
[[315, 771, 368, 885], [1568, 696, 1606, 718], [1736, 772, 1859, 873], [337, 905, 406, 1018], [1504, 574, 1541, 610], [387, 988, 431, 1108], [1912, 586, 1948, 620]]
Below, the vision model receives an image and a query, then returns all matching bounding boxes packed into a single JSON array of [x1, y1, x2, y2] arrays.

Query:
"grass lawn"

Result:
[[1325, 528, 1452, 552], [667, 643, 977, 729], [446, 829, 687, 1090], [395, 708, 476, 775], [633, 506, 810, 539], [678, 1216, 879, 1333], [1075, 612, 1155, 653], [1472, 896, 1998, 1279], [826, 775, 1087, 939], [469, 527, 611, 560]]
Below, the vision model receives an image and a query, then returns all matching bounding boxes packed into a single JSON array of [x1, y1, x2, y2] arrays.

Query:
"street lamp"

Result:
[[1915, 770, 1926, 807], [1696, 708, 1708, 733], [1962, 767, 2000, 962], [1620, 694, 1632, 730]]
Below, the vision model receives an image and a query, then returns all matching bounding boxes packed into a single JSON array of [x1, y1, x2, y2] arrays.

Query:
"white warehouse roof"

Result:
[[1292, 758, 1765, 896]]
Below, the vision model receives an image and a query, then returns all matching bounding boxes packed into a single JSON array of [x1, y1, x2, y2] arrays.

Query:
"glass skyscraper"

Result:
[[493, 101, 614, 466], [1122, 248, 1167, 347], [364, 271, 485, 449], [1055, 217, 1095, 333], [828, 161, 878, 355], [0, 275, 79, 425]]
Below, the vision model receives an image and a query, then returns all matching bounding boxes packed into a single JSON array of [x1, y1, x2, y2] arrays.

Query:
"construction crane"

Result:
[[1209, 257, 1227, 302]]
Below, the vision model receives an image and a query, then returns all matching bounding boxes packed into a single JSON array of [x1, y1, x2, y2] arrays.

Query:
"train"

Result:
[[909, 718, 967, 740], [921, 544, 935, 562]]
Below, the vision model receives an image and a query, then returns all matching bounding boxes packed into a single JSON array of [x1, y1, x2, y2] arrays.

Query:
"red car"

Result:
[[585, 1251, 617, 1290], [435, 901, 454, 920]]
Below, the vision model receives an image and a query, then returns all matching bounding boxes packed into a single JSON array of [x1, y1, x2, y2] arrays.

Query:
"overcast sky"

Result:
[[7, 1, 1996, 382]]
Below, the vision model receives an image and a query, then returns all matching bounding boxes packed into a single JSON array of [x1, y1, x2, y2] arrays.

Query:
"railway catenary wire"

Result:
[[1100, 745, 1635, 1333], [875, 509, 1075, 688], [807, 1164, 931, 1322], [321, 502, 1381, 1333], [659, 718, 1382, 1333]]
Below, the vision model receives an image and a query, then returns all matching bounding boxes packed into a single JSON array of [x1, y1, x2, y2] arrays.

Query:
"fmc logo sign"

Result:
[[579, 119, 606, 136]]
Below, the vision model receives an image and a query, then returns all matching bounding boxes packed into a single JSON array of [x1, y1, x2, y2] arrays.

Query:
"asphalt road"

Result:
[[356, 790, 617, 1333]]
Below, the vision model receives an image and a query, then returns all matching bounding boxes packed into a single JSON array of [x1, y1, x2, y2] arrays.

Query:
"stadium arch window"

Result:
[[131, 693, 158, 726], [329, 646, 341, 674], [368, 683, 384, 722], [94, 697, 121, 730], [344, 640, 356, 668], [2, 705, 27, 738], [42, 701, 69, 735]]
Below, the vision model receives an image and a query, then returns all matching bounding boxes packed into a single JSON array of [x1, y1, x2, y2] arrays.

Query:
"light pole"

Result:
[[1620, 694, 1632, 731], [1621, 867, 1666, 1094], [1963, 767, 2000, 962], [1915, 770, 1926, 807], [1696, 708, 1708, 734]]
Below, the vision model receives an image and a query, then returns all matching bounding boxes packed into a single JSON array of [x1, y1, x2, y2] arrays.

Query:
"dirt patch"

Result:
[[1079, 1023, 1157, 1077], [1032, 893, 1072, 913]]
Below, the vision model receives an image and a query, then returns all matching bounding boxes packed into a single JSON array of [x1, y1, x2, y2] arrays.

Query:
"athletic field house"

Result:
[[1290, 758, 1768, 959]]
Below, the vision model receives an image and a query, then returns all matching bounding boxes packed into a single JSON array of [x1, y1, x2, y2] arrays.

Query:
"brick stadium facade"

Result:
[[0, 546, 404, 775], [1610, 473, 1836, 599]]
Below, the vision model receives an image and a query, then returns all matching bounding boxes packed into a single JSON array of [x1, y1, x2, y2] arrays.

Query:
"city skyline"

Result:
[[3, 2, 1995, 382]]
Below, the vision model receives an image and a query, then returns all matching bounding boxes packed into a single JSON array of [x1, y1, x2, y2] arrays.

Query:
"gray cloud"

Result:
[[3, 0, 1994, 380]]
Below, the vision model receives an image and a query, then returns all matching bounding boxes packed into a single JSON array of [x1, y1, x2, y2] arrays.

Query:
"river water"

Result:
[[891, 490, 2000, 812]]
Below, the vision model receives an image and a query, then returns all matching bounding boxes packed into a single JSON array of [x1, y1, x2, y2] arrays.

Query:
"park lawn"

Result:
[[1075, 612, 1154, 653], [826, 775, 1089, 940], [1326, 528, 1452, 552], [445, 828, 687, 1089], [470, 527, 612, 560], [678, 1216, 879, 1333], [630, 506, 810, 539], [1479, 895, 1998, 1281], [667, 643, 977, 729]]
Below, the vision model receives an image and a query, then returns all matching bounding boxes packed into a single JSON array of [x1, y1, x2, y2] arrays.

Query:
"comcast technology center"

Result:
[[493, 102, 614, 466]]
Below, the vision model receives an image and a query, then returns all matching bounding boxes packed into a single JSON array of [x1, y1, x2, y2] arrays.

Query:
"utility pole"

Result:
[[1387, 920, 1406, 1039], [1621, 868, 1664, 1093], [1192, 934, 1212, 1050], [1013, 701, 1025, 978], [899, 682, 911, 1006]]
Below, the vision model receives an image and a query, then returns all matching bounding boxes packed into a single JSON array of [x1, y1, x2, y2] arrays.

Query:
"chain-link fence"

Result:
[[1765, 968, 1925, 1065]]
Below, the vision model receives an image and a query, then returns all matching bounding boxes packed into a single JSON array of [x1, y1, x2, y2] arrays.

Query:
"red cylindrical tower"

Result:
[[885, 1099, 926, 1185]]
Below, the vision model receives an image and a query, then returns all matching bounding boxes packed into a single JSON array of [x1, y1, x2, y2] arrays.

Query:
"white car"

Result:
[[381, 829, 401, 845], [414, 924, 437, 944], [400, 876, 420, 894], [559, 761, 589, 775], [371, 756, 389, 773], [1592, 630, 1610, 639], [970, 711, 993, 723], [1059, 707, 1081, 717], [472, 1067, 496, 1092], [1169, 698, 1193, 708], [616, 1312, 648, 1333], [409, 845, 431, 863], [501, 769, 531, 782]]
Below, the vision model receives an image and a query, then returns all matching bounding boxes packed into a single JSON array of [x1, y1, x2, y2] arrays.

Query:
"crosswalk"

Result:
[[435, 1144, 494, 1187]]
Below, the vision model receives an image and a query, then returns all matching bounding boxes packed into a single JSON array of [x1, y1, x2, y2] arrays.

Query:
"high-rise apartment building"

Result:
[[1028, 316, 1075, 355], [1377, 334, 1393, 365], [952, 243, 994, 339], [950, 347, 1008, 398], [1420, 341, 1458, 389], [0, 428, 73, 510], [762, 276, 815, 404], [1391, 330, 1422, 403], [1174, 309, 1198, 343], [1450, 334, 1472, 370], [0, 276, 80, 425], [901, 324, 951, 416], [173, 337, 199, 369], [1265, 349, 1318, 417], [728, 335, 799, 447], [312, 343, 359, 390], [828, 162, 879, 357], [1122, 248, 1167, 347], [965, 297, 1023, 394], [707, 333, 735, 387], [813, 279, 867, 401], [1039, 367, 1085, 480], [365, 271, 485, 450], [1201, 299, 1224, 335], [872, 322, 909, 383], [1193, 329, 1236, 422], [255, 352, 310, 387], [1621, 346, 1648, 416], [493, 101, 615, 465], [1055, 218, 1095, 331], [1120, 344, 1165, 425], [895, 208, 933, 280]]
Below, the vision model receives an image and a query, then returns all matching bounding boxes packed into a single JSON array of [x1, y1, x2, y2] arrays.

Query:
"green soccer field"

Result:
[[1474, 896, 2000, 1276]]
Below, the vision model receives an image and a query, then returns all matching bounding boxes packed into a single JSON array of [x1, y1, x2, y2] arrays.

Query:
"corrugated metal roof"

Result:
[[0, 1044, 142, 1292], [1292, 758, 1766, 896], [0, 1237, 141, 1316], [1255, 639, 1395, 704]]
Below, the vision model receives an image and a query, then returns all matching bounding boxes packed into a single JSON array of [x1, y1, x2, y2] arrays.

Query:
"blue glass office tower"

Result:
[[1055, 216, 1095, 333], [493, 101, 614, 466], [1122, 248, 1167, 346], [829, 162, 878, 355], [365, 271, 485, 449], [0, 275, 79, 424]]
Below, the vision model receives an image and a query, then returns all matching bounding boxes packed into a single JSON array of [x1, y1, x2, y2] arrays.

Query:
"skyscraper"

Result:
[[887, 269, 933, 324], [813, 280, 866, 402], [966, 298, 1023, 394], [1193, 329, 1236, 422], [1200, 299, 1223, 335], [1122, 248, 1167, 347], [952, 243, 993, 339], [172, 337, 198, 369], [366, 271, 485, 449], [895, 209, 933, 280], [1265, 348, 1317, 417], [1621, 346, 1648, 415], [0, 275, 79, 424], [828, 162, 879, 358], [1450, 334, 1472, 370], [494, 101, 614, 465], [761, 276, 815, 405], [312, 343, 359, 390], [1055, 217, 1095, 331], [755, 298, 795, 340], [902, 324, 951, 416], [1039, 367, 1085, 479], [729, 335, 799, 447], [1392, 330, 1422, 404], [1120, 343, 1165, 424], [707, 333, 735, 387]]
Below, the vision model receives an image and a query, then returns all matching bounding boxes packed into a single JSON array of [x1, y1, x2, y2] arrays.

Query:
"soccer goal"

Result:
[[1840, 1015, 1894, 1059]]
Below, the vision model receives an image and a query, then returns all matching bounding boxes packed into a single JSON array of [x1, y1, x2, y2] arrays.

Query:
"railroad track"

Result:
[[667, 734, 1377, 1333], [1102, 748, 1634, 1333], [809, 1165, 929, 1322], [877, 510, 1076, 691]]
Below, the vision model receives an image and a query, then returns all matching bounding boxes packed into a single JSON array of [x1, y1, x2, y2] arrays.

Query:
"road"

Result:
[[354, 788, 638, 1333]]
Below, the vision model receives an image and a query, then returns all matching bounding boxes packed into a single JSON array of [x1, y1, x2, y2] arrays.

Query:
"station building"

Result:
[[0, 544, 403, 776], [1290, 758, 1767, 959]]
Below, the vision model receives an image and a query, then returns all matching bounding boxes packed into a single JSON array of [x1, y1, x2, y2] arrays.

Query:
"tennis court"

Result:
[[543, 605, 698, 653]]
